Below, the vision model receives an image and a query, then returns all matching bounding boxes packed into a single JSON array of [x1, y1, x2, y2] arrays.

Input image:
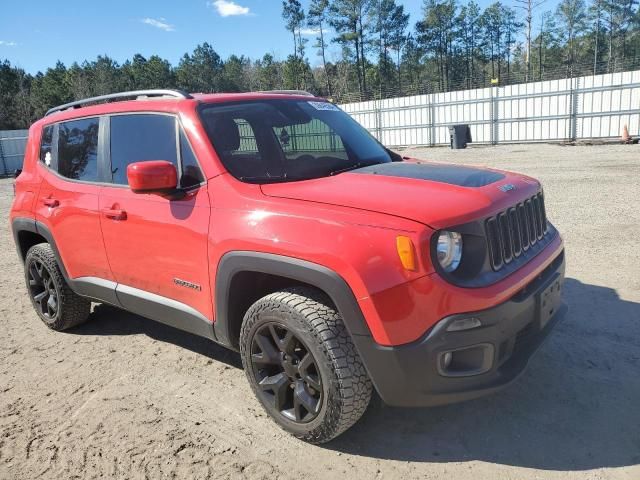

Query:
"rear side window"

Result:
[[40, 125, 54, 166], [110, 114, 178, 185], [58, 118, 100, 181]]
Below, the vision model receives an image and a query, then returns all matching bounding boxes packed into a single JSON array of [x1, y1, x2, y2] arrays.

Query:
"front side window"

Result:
[[58, 118, 99, 181], [110, 114, 178, 185], [199, 99, 393, 183]]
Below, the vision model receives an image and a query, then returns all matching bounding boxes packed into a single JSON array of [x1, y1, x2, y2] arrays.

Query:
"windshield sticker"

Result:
[[308, 101, 340, 112]]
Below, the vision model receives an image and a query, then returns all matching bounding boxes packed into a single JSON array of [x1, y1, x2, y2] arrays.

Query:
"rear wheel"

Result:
[[24, 243, 91, 331], [239, 287, 372, 443]]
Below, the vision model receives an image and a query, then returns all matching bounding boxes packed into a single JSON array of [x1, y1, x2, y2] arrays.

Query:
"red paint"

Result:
[[98, 185, 212, 318], [262, 162, 541, 229], [11, 93, 564, 347], [34, 162, 114, 281], [127, 161, 178, 193]]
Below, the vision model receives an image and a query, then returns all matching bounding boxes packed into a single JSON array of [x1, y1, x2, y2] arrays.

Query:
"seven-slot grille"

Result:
[[485, 192, 548, 270]]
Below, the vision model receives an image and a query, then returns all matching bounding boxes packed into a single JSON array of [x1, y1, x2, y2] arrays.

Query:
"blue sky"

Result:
[[1, 0, 556, 74]]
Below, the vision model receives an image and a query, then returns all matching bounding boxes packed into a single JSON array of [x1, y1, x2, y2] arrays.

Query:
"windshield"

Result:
[[198, 99, 394, 183]]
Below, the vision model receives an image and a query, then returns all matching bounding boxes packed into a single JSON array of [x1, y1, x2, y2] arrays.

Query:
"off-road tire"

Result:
[[24, 243, 91, 331], [239, 287, 373, 444]]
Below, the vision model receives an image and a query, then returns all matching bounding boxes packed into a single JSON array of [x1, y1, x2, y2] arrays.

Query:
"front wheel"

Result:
[[239, 287, 372, 444]]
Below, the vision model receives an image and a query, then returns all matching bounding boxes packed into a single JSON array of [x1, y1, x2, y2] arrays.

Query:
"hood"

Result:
[[261, 160, 541, 229]]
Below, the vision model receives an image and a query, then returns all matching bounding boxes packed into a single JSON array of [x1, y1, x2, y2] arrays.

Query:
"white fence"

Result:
[[0, 129, 28, 177], [340, 70, 640, 147]]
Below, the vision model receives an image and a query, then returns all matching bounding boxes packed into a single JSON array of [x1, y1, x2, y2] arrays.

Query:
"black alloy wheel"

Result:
[[249, 322, 323, 423], [24, 243, 91, 331], [27, 258, 59, 321]]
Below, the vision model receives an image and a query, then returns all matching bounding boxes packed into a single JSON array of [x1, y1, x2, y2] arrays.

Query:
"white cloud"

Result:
[[300, 28, 320, 36], [0, 40, 17, 46], [141, 17, 175, 32], [210, 0, 251, 17]]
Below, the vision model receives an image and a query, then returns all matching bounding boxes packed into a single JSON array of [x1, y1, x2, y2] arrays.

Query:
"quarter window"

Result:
[[58, 118, 100, 181], [179, 129, 204, 188], [110, 114, 178, 185], [40, 125, 54, 166]]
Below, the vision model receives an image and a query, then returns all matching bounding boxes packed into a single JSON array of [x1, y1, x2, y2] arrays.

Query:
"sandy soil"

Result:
[[1, 143, 639, 479]]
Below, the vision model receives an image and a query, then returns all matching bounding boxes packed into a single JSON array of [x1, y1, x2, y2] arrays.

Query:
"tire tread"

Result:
[[240, 287, 372, 443], [25, 243, 91, 331]]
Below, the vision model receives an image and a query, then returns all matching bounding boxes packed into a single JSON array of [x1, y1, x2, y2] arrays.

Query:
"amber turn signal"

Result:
[[396, 236, 417, 271]]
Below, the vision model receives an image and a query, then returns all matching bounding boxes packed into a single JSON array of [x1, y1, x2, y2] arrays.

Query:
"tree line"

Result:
[[1, 0, 639, 130]]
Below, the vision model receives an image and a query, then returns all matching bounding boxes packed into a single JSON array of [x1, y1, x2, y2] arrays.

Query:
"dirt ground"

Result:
[[1, 143, 639, 480]]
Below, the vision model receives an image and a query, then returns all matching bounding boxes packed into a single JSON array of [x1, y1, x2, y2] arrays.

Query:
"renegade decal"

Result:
[[174, 278, 202, 291]]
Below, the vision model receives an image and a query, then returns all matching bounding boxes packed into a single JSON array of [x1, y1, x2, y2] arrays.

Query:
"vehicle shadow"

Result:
[[71, 303, 242, 369], [326, 277, 640, 471]]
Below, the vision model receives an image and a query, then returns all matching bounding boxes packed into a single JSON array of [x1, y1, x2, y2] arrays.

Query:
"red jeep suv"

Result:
[[10, 89, 566, 443]]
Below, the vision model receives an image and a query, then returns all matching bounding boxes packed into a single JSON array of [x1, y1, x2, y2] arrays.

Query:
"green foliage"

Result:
[[282, 0, 307, 88], [30, 62, 72, 119], [222, 55, 250, 92], [122, 54, 175, 90], [175, 43, 224, 92]]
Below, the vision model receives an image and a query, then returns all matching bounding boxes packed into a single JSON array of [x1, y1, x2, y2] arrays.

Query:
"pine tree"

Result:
[[330, 0, 373, 97], [308, 0, 333, 96], [282, 0, 306, 88], [555, 0, 587, 75]]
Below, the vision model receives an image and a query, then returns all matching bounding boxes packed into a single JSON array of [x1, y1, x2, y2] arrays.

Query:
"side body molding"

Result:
[[213, 251, 373, 347], [115, 284, 216, 340]]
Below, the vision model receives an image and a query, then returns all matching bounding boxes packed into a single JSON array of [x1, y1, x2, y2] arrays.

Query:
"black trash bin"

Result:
[[449, 124, 472, 149]]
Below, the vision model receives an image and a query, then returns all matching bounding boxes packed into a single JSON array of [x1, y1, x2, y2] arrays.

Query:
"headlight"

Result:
[[436, 231, 463, 272]]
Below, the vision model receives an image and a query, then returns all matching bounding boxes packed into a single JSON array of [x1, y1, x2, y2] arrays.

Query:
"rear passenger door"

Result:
[[98, 113, 213, 319], [34, 117, 114, 281]]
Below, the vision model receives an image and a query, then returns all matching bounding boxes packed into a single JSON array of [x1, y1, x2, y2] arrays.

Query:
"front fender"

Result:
[[207, 176, 435, 347], [213, 251, 372, 347]]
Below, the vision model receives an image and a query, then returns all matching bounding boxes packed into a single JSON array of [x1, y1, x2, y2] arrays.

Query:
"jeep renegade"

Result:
[[10, 89, 566, 443]]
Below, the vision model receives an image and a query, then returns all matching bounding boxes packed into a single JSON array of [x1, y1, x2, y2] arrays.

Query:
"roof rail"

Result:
[[45, 89, 193, 117], [260, 90, 315, 97]]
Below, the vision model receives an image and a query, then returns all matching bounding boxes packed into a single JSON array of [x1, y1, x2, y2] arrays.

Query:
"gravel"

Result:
[[1, 142, 639, 479]]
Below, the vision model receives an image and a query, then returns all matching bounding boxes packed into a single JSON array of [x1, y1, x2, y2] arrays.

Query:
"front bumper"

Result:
[[353, 250, 567, 407]]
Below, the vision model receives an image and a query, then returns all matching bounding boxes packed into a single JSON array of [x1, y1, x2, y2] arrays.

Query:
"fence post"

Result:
[[569, 76, 580, 141], [0, 136, 8, 177], [489, 87, 494, 145], [376, 98, 383, 141], [429, 95, 436, 147], [490, 86, 499, 145]]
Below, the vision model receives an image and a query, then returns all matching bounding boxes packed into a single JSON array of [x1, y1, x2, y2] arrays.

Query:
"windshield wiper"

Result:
[[329, 162, 367, 176], [239, 173, 316, 184]]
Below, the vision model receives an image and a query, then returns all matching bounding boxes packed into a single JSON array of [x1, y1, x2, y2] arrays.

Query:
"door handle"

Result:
[[43, 198, 59, 208], [102, 208, 127, 221]]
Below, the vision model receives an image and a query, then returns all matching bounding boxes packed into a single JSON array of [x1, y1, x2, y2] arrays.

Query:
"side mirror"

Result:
[[127, 161, 178, 196]]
